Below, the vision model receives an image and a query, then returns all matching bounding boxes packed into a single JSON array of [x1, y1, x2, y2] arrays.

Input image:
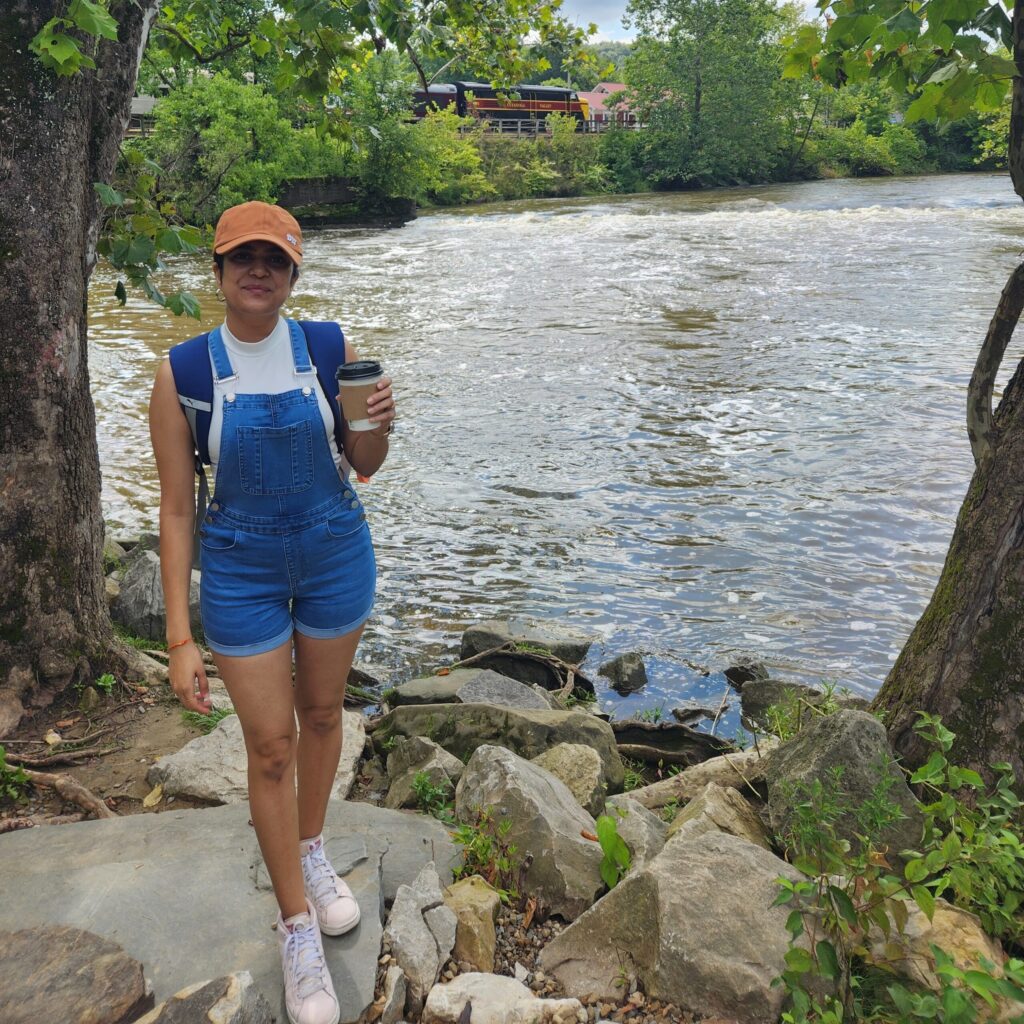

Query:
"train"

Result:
[[412, 81, 590, 129]]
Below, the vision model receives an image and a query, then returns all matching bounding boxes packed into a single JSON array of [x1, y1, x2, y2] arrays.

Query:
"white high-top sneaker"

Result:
[[276, 900, 341, 1024], [300, 835, 361, 936]]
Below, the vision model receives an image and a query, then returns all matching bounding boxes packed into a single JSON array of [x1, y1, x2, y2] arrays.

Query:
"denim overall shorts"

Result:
[[198, 322, 376, 657]]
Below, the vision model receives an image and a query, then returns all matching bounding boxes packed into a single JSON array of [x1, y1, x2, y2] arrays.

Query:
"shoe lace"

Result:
[[303, 845, 340, 908], [285, 923, 328, 1000]]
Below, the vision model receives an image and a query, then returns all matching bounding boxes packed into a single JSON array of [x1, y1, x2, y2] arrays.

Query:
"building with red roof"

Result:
[[577, 82, 638, 128]]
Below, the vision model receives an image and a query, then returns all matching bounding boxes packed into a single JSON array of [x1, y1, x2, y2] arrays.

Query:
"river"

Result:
[[88, 172, 1024, 716]]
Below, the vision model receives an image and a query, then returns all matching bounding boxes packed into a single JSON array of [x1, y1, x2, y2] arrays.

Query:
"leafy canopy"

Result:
[[784, 0, 1014, 124]]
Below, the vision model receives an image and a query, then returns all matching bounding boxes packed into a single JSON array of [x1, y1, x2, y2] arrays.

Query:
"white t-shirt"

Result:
[[207, 317, 349, 488]]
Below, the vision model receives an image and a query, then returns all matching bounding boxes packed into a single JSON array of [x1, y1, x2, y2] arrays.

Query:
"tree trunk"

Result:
[[0, 1, 158, 735], [873, 0, 1024, 783]]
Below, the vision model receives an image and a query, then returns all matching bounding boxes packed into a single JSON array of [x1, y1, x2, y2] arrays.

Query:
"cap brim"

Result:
[[213, 231, 303, 265]]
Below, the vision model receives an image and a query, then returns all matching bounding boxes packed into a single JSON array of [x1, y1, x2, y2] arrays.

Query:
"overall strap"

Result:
[[207, 326, 237, 385], [287, 319, 318, 377], [297, 320, 347, 454]]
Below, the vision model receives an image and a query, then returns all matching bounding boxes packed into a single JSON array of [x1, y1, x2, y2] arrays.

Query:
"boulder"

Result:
[[390, 670, 483, 707], [739, 679, 823, 730], [422, 973, 584, 1024], [378, 703, 623, 793], [105, 576, 120, 607], [724, 658, 770, 690], [134, 973, 272, 1024], [599, 652, 648, 695], [666, 781, 771, 849], [384, 862, 458, 1017], [604, 795, 668, 872], [538, 831, 807, 1023], [611, 719, 731, 768], [0, 925, 153, 1024], [442, 875, 501, 972], [627, 743, 777, 810], [530, 743, 605, 817], [764, 710, 924, 856], [459, 620, 594, 689], [868, 898, 1007, 997], [456, 745, 604, 920], [385, 735, 465, 810], [111, 550, 202, 642], [103, 535, 127, 568], [457, 672, 552, 711], [461, 619, 593, 665], [350, 661, 389, 690], [148, 709, 365, 803]]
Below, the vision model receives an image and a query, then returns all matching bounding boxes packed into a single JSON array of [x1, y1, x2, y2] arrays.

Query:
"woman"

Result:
[[150, 201, 395, 1024]]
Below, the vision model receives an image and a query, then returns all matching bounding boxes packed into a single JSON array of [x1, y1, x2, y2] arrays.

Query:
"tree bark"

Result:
[[0, 1, 158, 735], [873, 0, 1024, 782]]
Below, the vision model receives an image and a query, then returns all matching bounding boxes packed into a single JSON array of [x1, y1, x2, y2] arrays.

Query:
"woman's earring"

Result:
[[215, 287, 224, 302]]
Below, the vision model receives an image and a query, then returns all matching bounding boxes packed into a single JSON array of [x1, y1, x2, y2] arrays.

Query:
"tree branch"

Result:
[[21, 769, 116, 819], [153, 21, 252, 64], [966, 261, 1024, 466]]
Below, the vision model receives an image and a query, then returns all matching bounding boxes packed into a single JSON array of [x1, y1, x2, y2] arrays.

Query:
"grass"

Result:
[[114, 624, 165, 651], [182, 706, 235, 734], [621, 757, 646, 792], [634, 703, 666, 724]]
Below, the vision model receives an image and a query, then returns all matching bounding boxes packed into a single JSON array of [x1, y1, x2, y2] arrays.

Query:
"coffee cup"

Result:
[[335, 360, 384, 431]]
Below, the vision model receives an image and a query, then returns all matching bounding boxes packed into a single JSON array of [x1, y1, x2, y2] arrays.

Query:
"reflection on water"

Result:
[[89, 172, 1024, 709]]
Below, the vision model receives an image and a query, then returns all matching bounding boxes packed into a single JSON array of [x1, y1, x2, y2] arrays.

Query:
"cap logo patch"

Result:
[[286, 233, 298, 246]]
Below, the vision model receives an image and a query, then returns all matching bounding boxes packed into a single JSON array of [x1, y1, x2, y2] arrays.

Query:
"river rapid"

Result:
[[88, 172, 1024, 715]]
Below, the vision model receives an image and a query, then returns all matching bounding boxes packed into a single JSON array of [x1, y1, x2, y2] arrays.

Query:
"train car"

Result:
[[454, 82, 588, 128], [411, 83, 458, 117]]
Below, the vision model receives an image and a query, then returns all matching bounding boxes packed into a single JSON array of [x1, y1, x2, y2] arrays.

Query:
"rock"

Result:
[[538, 832, 807, 1023], [724, 658, 770, 690], [385, 736, 464, 810], [0, 800, 456, 1020], [764, 709, 924, 857], [389, 669, 501, 707], [422, 973, 584, 1024], [739, 679, 823, 730], [148, 709, 365, 803], [868, 898, 1007, 997], [456, 745, 604, 920], [666, 781, 771, 849], [531, 744, 605, 817], [0, 925, 153, 1024], [530, 684, 565, 709], [610, 719, 731, 767], [461, 619, 593, 665], [442, 875, 501, 972], [604, 795, 668, 871], [105, 576, 120, 607], [134, 973, 272, 1024], [378, 704, 623, 794], [385, 862, 458, 1017], [457, 673, 552, 711], [380, 966, 407, 1024], [626, 743, 777, 809], [598, 653, 647, 695], [103, 535, 128, 568], [350, 661, 388, 690], [111, 550, 201, 643]]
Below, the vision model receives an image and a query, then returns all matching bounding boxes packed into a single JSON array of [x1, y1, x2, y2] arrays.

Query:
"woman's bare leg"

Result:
[[213, 638, 306, 919], [293, 625, 364, 839]]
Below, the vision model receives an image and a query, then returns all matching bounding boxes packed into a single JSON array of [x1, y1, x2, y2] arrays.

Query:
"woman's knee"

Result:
[[248, 732, 296, 782], [297, 702, 342, 737]]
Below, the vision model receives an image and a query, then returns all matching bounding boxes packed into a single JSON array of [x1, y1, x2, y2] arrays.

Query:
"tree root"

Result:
[[5, 744, 115, 767], [20, 768, 116, 819], [440, 641, 595, 693], [0, 813, 85, 833]]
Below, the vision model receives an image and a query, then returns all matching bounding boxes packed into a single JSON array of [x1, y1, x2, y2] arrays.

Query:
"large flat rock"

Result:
[[0, 802, 458, 1022]]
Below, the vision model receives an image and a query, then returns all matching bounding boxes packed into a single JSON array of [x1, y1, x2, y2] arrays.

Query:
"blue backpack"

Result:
[[168, 320, 348, 563]]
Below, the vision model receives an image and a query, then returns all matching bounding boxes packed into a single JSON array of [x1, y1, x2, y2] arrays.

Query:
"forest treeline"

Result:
[[128, 0, 1009, 224]]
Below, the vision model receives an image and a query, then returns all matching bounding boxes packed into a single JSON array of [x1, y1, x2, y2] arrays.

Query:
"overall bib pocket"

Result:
[[237, 422, 314, 496]]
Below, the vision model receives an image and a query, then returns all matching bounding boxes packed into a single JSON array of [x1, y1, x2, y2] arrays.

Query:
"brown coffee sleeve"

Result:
[[337, 381, 380, 422]]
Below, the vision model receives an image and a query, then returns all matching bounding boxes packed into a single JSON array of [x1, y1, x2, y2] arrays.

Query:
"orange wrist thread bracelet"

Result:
[[167, 637, 193, 653]]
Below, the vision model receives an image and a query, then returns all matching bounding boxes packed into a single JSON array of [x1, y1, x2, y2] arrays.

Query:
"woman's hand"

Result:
[[367, 376, 396, 437], [168, 642, 212, 714]]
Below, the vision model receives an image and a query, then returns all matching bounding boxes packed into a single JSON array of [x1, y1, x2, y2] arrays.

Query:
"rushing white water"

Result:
[[88, 172, 1024, 714]]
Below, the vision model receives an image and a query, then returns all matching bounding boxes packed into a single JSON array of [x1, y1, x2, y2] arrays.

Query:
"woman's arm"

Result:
[[340, 341, 396, 478], [149, 358, 211, 714]]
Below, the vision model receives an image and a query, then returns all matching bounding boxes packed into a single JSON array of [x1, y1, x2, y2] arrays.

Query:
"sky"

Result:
[[559, 1, 633, 41]]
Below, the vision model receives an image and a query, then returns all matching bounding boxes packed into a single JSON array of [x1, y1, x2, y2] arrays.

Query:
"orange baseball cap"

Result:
[[213, 201, 303, 265]]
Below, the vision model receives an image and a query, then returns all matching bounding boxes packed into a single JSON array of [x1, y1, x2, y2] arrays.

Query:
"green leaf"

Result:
[[786, 910, 805, 939], [157, 228, 184, 254], [68, 0, 119, 41], [884, 6, 922, 33], [816, 940, 841, 980], [912, 884, 935, 921], [829, 885, 858, 927], [125, 236, 157, 266], [113, 280, 127, 305], [905, 858, 929, 883], [94, 182, 124, 207], [785, 946, 814, 974]]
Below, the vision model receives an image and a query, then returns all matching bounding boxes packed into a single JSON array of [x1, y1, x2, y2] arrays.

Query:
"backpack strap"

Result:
[[168, 332, 214, 569], [168, 332, 214, 465], [297, 320, 348, 454]]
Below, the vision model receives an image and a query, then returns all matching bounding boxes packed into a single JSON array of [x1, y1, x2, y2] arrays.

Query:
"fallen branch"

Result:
[[5, 744, 115, 767], [20, 769, 117, 819], [438, 641, 595, 693], [0, 812, 85, 833]]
